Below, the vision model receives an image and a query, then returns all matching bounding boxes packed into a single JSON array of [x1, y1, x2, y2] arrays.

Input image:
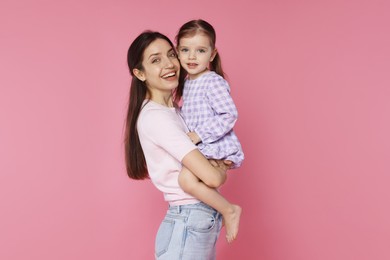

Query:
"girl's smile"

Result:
[[178, 33, 217, 80]]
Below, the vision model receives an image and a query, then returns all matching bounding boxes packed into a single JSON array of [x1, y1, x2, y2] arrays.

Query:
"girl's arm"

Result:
[[181, 149, 228, 188], [194, 77, 238, 144]]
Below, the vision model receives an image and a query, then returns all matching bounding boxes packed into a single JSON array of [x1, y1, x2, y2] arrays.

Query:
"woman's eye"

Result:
[[152, 58, 160, 63], [169, 52, 177, 58]]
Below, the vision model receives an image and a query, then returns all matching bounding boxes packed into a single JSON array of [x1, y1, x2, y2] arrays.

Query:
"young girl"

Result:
[[175, 19, 245, 243]]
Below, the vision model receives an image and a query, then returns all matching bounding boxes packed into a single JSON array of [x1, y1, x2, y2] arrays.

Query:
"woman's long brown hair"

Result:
[[124, 31, 181, 180]]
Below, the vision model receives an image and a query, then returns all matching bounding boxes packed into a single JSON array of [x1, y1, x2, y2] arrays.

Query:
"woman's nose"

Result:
[[164, 57, 175, 68]]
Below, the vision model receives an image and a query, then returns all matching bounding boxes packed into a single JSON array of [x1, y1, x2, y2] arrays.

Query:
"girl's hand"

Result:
[[187, 131, 201, 144]]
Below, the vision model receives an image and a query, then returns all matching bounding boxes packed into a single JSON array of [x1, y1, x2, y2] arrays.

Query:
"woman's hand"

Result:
[[182, 150, 232, 188], [209, 159, 233, 170], [208, 159, 233, 186]]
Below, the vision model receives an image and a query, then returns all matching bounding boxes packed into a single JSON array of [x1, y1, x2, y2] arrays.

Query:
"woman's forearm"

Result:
[[182, 149, 227, 188]]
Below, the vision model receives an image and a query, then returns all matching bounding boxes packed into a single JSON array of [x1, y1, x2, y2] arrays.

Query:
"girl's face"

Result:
[[134, 38, 180, 98], [177, 33, 217, 80]]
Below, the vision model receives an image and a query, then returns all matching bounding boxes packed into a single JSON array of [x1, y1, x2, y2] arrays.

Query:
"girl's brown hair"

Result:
[[175, 19, 225, 79]]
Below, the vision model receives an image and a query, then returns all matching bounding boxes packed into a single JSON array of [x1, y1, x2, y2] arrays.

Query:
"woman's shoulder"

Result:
[[138, 102, 189, 142], [139, 101, 179, 126]]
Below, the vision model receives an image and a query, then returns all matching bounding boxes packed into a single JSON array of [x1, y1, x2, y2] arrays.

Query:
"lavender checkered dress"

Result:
[[181, 71, 244, 168]]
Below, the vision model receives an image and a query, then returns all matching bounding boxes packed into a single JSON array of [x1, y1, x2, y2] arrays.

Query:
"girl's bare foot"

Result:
[[223, 204, 242, 243]]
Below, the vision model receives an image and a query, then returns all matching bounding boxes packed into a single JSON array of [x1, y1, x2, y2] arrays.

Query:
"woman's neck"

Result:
[[146, 93, 174, 107]]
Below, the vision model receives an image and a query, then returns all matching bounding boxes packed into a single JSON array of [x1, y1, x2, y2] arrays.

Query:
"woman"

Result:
[[124, 31, 230, 259]]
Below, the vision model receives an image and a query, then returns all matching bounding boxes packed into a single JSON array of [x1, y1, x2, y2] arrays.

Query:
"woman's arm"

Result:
[[181, 149, 229, 188]]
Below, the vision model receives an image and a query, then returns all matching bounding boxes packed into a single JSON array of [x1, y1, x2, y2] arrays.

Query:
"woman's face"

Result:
[[135, 38, 180, 96]]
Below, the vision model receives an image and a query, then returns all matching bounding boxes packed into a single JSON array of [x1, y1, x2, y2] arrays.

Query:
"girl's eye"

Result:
[[198, 49, 206, 53], [180, 48, 188, 53]]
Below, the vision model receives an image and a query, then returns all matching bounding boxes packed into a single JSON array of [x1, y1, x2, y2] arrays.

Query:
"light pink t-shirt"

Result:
[[137, 100, 199, 206]]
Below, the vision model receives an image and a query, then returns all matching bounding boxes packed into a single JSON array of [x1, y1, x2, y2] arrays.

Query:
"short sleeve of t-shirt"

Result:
[[139, 105, 196, 162]]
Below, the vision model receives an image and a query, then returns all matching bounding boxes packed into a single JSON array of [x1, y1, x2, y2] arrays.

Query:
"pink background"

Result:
[[1, 0, 390, 259]]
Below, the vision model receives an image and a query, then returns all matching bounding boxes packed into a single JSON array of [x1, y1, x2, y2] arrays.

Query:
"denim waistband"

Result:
[[168, 202, 217, 214]]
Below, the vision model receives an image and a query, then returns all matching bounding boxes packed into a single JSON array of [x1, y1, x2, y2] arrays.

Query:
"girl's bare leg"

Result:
[[179, 167, 242, 243]]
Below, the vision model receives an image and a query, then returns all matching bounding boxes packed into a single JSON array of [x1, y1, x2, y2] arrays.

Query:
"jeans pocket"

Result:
[[155, 219, 175, 257], [187, 209, 216, 233]]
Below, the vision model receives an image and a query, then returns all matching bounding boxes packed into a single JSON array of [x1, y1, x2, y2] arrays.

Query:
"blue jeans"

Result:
[[155, 202, 223, 260]]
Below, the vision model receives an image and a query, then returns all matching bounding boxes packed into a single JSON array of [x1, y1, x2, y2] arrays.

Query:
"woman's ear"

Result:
[[210, 48, 218, 62], [133, 68, 146, 82]]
